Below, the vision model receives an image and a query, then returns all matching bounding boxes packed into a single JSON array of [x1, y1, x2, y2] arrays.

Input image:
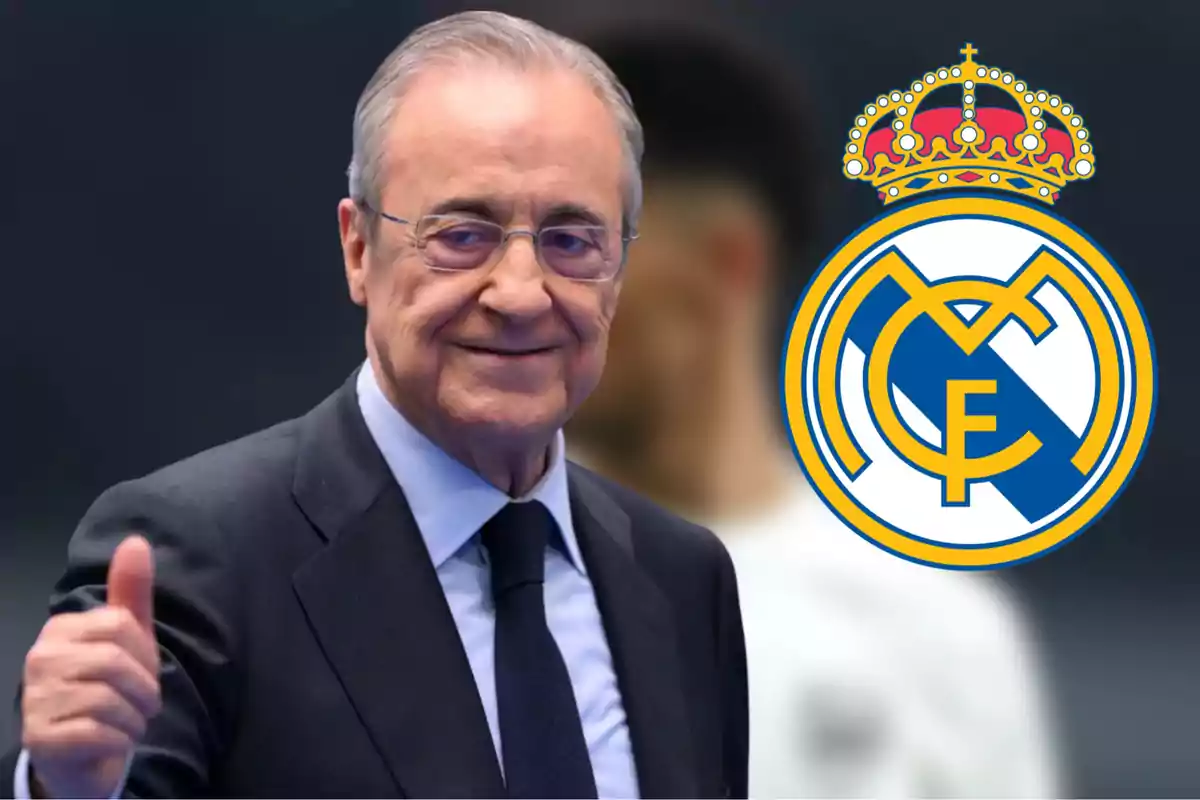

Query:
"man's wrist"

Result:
[[13, 748, 131, 800]]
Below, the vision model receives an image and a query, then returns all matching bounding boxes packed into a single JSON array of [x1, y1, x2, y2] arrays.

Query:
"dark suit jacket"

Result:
[[3, 373, 748, 798]]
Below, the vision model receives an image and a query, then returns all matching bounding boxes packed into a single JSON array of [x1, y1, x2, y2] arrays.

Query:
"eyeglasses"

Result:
[[360, 203, 636, 283]]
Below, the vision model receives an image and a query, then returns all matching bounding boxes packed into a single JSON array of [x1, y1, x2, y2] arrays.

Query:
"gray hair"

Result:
[[347, 11, 644, 236]]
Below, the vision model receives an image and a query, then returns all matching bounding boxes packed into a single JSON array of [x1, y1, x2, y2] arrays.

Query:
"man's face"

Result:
[[342, 65, 626, 446], [571, 183, 728, 443]]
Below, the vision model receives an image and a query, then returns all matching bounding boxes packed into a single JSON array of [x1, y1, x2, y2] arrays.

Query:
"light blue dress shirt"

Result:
[[16, 364, 640, 799], [355, 364, 639, 798]]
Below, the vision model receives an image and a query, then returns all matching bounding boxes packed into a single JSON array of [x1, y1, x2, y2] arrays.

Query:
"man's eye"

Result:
[[434, 225, 496, 249], [542, 229, 599, 256]]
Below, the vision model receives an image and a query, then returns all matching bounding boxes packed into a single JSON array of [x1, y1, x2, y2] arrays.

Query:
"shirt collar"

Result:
[[355, 362, 585, 574]]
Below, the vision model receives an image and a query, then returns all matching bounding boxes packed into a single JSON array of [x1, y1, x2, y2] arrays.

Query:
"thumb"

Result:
[[107, 535, 155, 633]]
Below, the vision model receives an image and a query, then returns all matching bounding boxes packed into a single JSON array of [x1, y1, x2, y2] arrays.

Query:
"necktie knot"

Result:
[[482, 501, 552, 598]]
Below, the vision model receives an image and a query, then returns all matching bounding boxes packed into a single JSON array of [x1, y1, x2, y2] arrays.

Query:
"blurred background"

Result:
[[1, 0, 1196, 796]]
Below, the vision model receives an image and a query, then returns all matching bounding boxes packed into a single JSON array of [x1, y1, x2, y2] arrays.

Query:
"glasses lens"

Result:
[[419, 217, 503, 271], [538, 225, 615, 281]]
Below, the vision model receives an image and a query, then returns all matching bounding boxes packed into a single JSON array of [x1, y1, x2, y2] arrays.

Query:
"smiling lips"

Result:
[[456, 343, 560, 358]]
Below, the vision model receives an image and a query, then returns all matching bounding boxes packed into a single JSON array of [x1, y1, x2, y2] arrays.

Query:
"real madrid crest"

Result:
[[781, 44, 1157, 568]]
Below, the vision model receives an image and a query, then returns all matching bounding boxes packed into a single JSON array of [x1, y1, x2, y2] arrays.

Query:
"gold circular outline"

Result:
[[783, 196, 1155, 568]]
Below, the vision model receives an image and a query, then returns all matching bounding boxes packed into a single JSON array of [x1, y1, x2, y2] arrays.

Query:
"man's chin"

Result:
[[444, 389, 567, 443]]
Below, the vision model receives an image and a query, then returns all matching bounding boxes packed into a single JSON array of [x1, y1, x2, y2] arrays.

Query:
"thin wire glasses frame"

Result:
[[357, 199, 638, 283]]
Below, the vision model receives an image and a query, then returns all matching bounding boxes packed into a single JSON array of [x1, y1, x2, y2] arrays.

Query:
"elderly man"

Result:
[[3, 12, 747, 800], [568, 21, 1062, 799]]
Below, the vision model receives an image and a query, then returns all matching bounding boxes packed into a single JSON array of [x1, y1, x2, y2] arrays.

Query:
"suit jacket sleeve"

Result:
[[3, 479, 242, 799], [0, 749, 18, 800], [713, 540, 749, 799]]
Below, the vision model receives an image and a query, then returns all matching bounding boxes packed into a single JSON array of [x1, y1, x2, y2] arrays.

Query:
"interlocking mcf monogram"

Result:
[[816, 246, 1121, 508]]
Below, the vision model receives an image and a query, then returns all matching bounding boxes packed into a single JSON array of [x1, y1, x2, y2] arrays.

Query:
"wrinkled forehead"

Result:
[[379, 64, 626, 227]]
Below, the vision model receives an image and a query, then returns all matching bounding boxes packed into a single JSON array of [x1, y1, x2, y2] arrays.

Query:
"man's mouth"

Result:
[[456, 343, 559, 357]]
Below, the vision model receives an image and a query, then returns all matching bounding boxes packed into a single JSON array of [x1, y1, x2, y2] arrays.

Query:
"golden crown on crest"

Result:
[[843, 44, 1095, 205]]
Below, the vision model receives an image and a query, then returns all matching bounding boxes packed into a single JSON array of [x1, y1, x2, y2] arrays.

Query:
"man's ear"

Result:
[[338, 198, 369, 307]]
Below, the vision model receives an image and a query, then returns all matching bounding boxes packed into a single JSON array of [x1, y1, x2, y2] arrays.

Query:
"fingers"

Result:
[[23, 716, 134, 764], [107, 535, 155, 633], [26, 638, 162, 720], [73, 644, 163, 720], [44, 607, 159, 674], [32, 681, 149, 742]]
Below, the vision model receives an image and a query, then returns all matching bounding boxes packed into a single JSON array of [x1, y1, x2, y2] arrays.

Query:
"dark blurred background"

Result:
[[1, 0, 1196, 795]]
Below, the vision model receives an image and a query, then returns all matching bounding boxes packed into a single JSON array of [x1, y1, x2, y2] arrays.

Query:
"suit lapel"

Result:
[[290, 373, 504, 798], [569, 468, 699, 799]]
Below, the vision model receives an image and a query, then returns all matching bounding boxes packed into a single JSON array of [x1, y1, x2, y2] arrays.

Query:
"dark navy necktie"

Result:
[[482, 501, 599, 799]]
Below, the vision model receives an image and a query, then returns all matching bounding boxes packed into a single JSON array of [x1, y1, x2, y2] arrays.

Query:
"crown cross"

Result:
[[841, 46, 1095, 206]]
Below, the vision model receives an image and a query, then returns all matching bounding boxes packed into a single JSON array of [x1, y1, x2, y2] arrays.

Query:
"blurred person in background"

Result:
[[567, 21, 1063, 799]]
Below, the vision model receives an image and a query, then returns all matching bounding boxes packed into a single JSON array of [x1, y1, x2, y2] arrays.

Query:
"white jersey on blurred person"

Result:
[[716, 465, 1061, 799]]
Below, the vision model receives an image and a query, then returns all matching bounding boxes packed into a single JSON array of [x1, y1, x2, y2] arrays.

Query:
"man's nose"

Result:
[[479, 232, 553, 320]]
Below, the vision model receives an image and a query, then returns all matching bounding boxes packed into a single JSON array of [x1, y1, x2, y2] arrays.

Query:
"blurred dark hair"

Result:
[[575, 18, 826, 274]]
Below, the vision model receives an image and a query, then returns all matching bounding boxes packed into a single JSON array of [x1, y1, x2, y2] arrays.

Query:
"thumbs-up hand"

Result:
[[22, 536, 164, 799]]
